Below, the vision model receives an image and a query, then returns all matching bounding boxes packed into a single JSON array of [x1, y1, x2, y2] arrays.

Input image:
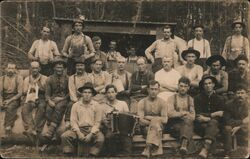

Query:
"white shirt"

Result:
[[188, 38, 211, 58]]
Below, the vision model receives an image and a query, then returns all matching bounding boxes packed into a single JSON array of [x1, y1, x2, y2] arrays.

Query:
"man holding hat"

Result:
[[204, 55, 228, 94], [176, 48, 203, 96], [62, 18, 95, 75], [221, 19, 250, 71], [64, 58, 91, 129], [228, 55, 250, 93], [61, 82, 104, 157], [43, 57, 69, 139], [223, 84, 249, 157], [194, 75, 226, 158], [188, 24, 211, 70]]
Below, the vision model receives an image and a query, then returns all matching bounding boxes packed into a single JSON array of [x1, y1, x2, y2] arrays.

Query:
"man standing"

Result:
[[145, 25, 181, 73], [62, 19, 95, 75], [22, 61, 48, 136], [130, 57, 154, 113], [43, 58, 69, 139], [188, 25, 211, 70], [166, 77, 195, 155], [155, 56, 181, 101], [101, 84, 131, 156], [28, 26, 61, 76], [228, 55, 250, 93], [65, 58, 91, 129], [223, 84, 249, 156], [222, 19, 250, 71], [176, 48, 203, 96], [61, 82, 104, 157], [194, 75, 225, 158], [106, 40, 122, 72], [0, 63, 23, 136], [137, 80, 168, 157], [204, 55, 228, 94]]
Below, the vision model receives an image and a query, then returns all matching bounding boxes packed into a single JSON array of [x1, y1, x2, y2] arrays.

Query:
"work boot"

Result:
[[43, 122, 57, 139], [180, 138, 188, 155]]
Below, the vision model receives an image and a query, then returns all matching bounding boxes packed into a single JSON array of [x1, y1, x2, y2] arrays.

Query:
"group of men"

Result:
[[0, 17, 249, 158]]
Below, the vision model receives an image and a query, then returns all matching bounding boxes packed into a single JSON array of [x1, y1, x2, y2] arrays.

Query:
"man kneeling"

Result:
[[166, 76, 195, 155], [61, 82, 104, 157], [137, 80, 168, 157]]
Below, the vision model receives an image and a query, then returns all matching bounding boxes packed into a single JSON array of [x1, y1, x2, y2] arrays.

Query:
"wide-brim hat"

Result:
[[234, 54, 249, 64], [181, 48, 200, 61], [231, 19, 245, 28], [199, 74, 218, 91], [206, 55, 227, 67], [78, 82, 97, 96], [52, 57, 67, 67]]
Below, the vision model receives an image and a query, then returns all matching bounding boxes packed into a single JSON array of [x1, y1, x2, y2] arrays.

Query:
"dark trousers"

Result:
[[223, 124, 248, 152], [64, 101, 74, 122], [226, 60, 236, 72], [4, 99, 20, 128], [40, 63, 53, 76], [195, 58, 206, 71], [46, 99, 68, 125], [61, 127, 104, 155], [21, 97, 46, 133], [165, 118, 194, 142], [194, 119, 220, 142]]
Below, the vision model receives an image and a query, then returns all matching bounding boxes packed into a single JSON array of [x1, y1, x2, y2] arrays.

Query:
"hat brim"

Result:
[[231, 22, 245, 28], [78, 86, 97, 96], [199, 75, 218, 91], [181, 49, 200, 61], [206, 55, 227, 67]]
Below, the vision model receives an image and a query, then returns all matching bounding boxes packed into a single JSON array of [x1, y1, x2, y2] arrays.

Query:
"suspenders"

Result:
[[228, 36, 246, 55], [192, 39, 206, 57], [173, 94, 191, 112]]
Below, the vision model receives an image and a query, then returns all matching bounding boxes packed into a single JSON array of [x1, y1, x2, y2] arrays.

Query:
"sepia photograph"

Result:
[[0, 0, 249, 158]]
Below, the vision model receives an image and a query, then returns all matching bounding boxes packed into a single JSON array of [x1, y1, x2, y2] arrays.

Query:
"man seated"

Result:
[[0, 63, 23, 136], [43, 58, 69, 140], [101, 84, 131, 156], [111, 56, 131, 104], [204, 55, 228, 94], [194, 75, 225, 158], [228, 55, 250, 93], [22, 61, 48, 137], [65, 58, 91, 129], [176, 48, 203, 97], [155, 56, 181, 101], [166, 76, 195, 155], [223, 84, 249, 157], [130, 57, 154, 113], [61, 82, 104, 157], [88, 58, 112, 103], [137, 80, 168, 158]]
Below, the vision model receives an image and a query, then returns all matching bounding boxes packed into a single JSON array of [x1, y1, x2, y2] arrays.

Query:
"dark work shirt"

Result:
[[45, 74, 69, 101], [130, 71, 154, 95], [223, 99, 248, 127], [228, 69, 250, 92], [194, 92, 225, 118]]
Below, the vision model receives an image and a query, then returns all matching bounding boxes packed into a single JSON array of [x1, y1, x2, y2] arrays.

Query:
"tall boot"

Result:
[[43, 122, 57, 139], [180, 138, 188, 155]]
